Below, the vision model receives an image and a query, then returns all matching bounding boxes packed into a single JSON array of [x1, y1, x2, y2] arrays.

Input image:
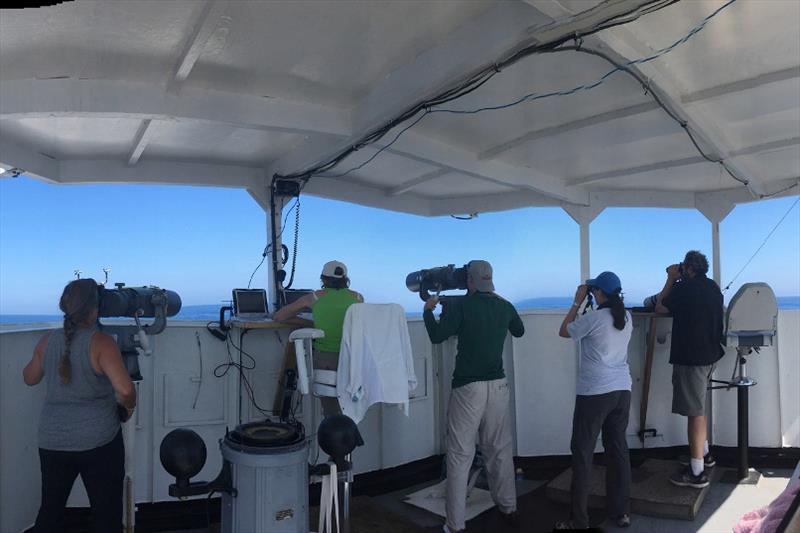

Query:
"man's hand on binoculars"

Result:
[[666, 264, 682, 281], [424, 296, 440, 312]]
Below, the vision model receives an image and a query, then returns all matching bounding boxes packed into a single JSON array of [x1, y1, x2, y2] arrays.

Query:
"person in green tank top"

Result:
[[273, 260, 363, 415]]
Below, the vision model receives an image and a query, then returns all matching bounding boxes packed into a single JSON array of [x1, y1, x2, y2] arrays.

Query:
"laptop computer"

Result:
[[232, 288, 269, 321]]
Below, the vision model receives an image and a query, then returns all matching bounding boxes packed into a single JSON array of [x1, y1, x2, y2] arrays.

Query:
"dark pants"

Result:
[[570, 390, 631, 528], [34, 429, 124, 533]]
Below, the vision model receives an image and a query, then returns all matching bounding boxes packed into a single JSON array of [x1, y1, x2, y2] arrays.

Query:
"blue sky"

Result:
[[1, 175, 797, 314]]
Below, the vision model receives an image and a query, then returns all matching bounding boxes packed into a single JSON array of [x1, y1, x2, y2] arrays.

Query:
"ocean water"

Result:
[[2, 296, 799, 325]]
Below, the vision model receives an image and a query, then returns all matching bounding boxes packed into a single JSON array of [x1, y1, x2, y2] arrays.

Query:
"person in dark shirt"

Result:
[[423, 260, 524, 533], [655, 250, 724, 489]]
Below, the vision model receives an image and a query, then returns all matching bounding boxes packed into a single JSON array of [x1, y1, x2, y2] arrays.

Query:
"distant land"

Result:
[[2, 296, 799, 325]]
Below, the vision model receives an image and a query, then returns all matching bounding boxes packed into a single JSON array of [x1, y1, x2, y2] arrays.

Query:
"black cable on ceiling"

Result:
[[277, 0, 686, 184], [544, 45, 751, 189]]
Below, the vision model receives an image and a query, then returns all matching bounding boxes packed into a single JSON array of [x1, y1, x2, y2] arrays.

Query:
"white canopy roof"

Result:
[[1, 0, 798, 216]]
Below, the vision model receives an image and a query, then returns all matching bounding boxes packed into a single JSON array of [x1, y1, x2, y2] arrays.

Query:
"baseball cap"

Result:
[[585, 271, 622, 295], [321, 260, 348, 279], [468, 260, 494, 292]]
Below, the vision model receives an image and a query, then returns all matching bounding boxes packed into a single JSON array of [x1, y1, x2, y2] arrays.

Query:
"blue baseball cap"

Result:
[[585, 271, 622, 295]]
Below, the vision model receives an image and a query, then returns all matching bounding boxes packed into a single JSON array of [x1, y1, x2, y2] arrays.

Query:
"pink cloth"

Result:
[[734, 481, 800, 533]]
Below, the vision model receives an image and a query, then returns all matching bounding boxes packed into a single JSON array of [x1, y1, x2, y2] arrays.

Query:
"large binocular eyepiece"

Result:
[[406, 264, 468, 301]]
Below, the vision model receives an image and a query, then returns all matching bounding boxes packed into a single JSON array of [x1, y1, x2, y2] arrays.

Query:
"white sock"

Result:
[[703, 441, 709, 456], [690, 457, 704, 476]]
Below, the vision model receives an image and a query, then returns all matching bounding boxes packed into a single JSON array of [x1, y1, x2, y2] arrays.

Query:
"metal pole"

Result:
[[737, 357, 749, 480], [579, 222, 590, 283], [737, 384, 749, 480], [342, 452, 352, 533]]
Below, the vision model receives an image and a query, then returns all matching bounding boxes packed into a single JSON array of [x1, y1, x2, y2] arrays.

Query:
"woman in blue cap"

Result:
[[555, 271, 633, 530]]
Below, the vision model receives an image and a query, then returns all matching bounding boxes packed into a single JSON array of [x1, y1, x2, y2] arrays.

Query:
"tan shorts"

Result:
[[672, 363, 715, 417]]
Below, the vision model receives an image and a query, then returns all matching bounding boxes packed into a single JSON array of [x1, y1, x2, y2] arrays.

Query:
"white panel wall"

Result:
[[0, 328, 50, 533], [512, 312, 577, 456], [777, 310, 800, 448], [2, 310, 797, 532], [626, 315, 691, 449], [379, 320, 437, 469]]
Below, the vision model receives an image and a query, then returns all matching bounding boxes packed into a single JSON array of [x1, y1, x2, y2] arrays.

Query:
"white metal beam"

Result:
[[528, 0, 768, 197], [387, 168, 450, 196], [302, 177, 434, 216], [562, 204, 605, 282], [386, 129, 588, 204], [59, 159, 261, 189], [479, 101, 659, 161], [0, 78, 349, 138], [479, 63, 800, 163], [730, 136, 800, 158], [272, 0, 658, 204], [170, 0, 230, 89], [695, 194, 735, 285], [683, 65, 800, 104], [565, 135, 800, 186], [0, 135, 60, 182], [428, 190, 558, 217], [127, 119, 154, 166], [590, 31, 766, 196], [566, 155, 707, 187]]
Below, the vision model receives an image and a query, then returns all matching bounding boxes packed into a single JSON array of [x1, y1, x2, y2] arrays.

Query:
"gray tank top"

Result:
[[38, 326, 120, 451]]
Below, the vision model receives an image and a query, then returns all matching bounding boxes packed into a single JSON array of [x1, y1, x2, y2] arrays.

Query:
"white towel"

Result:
[[337, 303, 417, 424]]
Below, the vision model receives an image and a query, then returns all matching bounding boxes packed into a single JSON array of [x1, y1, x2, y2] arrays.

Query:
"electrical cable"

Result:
[[192, 331, 203, 409], [285, 197, 301, 288], [213, 332, 280, 416], [276, 0, 683, 182], [722, 195, 800, 293], [761, 180, 799, 199], [542, 45, 750, 189], [206, 490, 217, 530], [248, 198, 298, 288]]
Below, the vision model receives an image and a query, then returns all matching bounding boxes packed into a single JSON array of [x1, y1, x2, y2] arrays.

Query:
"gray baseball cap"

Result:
[[468, 260, 494, 292]]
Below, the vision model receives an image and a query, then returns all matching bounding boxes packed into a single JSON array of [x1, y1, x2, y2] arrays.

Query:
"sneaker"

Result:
[[679, 453, 716, 468], [669, 466, 710, 488], [500, 510, 519, 527], [612, 514, 631, 528]]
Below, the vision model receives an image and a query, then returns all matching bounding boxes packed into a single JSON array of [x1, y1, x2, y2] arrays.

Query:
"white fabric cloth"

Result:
[[567, 308, 633, 395], [337, 303, 417, 424], [317, 462, 339, 533]]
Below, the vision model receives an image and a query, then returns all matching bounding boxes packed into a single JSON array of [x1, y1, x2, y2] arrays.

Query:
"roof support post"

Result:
[[266, 184, 287, 313], [696, 194, 735, 286], [562, 204, 605, 283]]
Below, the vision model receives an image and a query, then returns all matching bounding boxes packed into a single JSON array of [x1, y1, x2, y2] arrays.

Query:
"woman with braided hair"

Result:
[[23, 278, 136, 533]]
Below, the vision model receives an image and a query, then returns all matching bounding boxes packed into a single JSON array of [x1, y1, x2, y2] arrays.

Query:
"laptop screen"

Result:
[[233, 289, 267, 316]]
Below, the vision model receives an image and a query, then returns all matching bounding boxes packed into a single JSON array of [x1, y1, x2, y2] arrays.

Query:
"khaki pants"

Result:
[[445, 378, 516, 531]]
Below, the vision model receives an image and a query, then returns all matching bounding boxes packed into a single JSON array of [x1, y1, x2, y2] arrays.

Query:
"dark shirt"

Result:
[[662, 275, 724, 366], [423, 292, 525, 388]]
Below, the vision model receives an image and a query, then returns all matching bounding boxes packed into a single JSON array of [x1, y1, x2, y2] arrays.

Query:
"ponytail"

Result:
[[607, 292, 627, 330], [57, 278, 99, 384], [59, 316, 75, 384]]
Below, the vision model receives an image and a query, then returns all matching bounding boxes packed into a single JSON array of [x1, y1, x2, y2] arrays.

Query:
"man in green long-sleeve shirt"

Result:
[[423, 260, 524, 533]]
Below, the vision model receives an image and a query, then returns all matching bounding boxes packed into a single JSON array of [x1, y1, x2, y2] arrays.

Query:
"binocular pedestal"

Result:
[[710, 352, 761, 485]]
